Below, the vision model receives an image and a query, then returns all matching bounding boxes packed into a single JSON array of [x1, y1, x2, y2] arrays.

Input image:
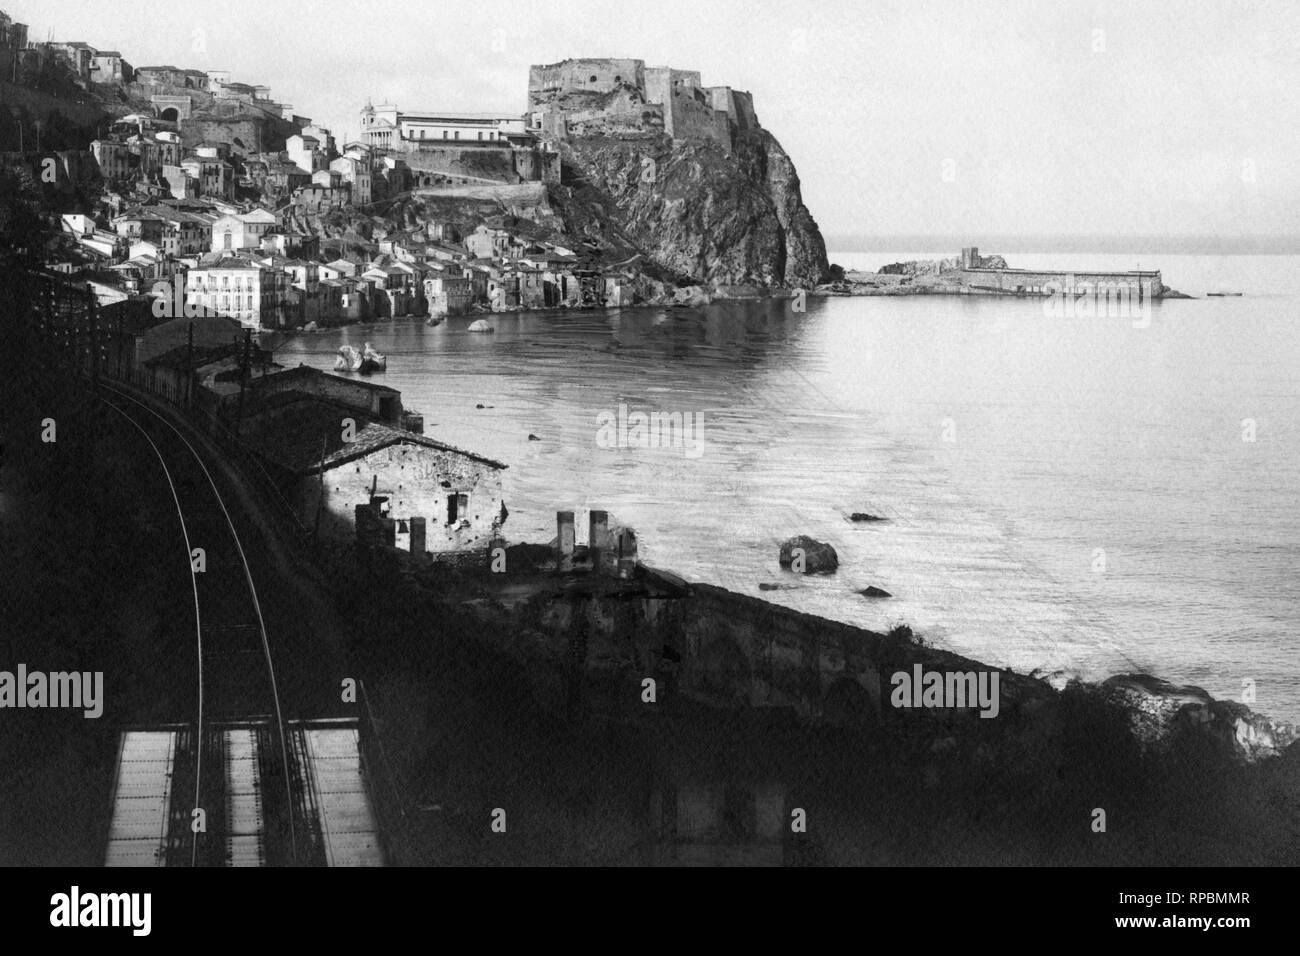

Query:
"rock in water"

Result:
[[858, 586, 891, 598], [468, 319, 495, 333], [850, 512, 886, 522], [778, 535, 839, 574]]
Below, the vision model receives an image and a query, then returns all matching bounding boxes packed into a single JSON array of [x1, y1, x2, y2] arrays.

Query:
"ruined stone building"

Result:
[[525, 57, 761, 152]]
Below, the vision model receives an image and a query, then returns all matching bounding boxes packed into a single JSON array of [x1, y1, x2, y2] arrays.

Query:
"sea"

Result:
[[270, 249, 1300, 724]]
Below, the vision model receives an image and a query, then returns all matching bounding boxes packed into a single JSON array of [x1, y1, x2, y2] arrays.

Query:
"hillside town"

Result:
[[1, 10, 693, 331], [2, 9, 819, 580]]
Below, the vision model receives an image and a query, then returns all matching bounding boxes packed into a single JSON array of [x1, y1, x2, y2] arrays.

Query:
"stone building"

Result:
[[90, 50, 130, 84], [424, 273, 473, 317], [90, 139, 132, 182], [526, 58, 758, 152], [329, 154, 372, 205], [237, 392, 507, 555]]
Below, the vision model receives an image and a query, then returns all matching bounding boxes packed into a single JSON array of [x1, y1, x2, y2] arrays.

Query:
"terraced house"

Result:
[[185, 259, 291, 329]]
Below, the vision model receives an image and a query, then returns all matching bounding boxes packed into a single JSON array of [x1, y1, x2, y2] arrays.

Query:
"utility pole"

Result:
[[235, 327, 251, 436], [186, 321, 194, 411], [88, 286, 99, 384], [314, 435, 327, 537]]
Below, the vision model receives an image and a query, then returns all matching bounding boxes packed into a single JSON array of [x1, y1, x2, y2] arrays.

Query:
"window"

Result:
[[446, 493, 468, 525], [454, 131, 459, 139]]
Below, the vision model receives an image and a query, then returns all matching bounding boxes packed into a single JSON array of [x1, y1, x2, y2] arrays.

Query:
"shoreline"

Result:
[[265, 312, 1289, 740], [4, 372, 1296, 867], [266, 279, 1200, 340]]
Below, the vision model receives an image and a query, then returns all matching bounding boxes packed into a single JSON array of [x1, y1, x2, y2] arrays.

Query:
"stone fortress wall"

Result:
[[527, 57, 759, 152], [958, 247, 1164, 301]]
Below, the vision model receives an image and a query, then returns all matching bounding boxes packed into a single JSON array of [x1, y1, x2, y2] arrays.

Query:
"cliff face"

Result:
[[552, 128, 829, 289]]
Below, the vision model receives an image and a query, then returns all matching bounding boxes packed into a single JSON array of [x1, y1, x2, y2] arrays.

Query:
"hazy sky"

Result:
[[10, 0, 1299, 240]]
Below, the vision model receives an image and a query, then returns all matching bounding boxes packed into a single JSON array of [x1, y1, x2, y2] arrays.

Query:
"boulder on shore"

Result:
[[1099, 674, 1300, 762], [672, 285, 712, 307], [778, 535, 838, 574]]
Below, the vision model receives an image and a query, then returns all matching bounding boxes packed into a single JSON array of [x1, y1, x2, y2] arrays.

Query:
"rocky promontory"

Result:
[[551, 131, 829, 290], [529, 58, 830, 290]]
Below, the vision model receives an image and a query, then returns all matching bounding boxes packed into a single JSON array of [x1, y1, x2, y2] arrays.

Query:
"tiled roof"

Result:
[[204, 257, 261, 270], [249, 364, 399, 395], [144, 342, 242, 370], [240, 393, 506, 475]]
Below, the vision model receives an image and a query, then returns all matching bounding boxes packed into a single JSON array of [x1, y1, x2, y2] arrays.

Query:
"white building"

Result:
[[210, 208, 279, 253], [329, 155, 372, 205], [185, 259, 291, 329], [286, 134, 326, 174], [361, 104, 528, 150]]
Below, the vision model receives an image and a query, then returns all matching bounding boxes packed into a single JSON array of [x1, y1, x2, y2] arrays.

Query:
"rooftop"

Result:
[[240, 393, 506, 475], [144, 342, 243, 371], [249, 363, 400, 396], [398, 111, 518, 123]]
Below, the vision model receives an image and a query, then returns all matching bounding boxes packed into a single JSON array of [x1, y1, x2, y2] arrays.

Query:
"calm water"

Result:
[[272, 252, 1300, 723]]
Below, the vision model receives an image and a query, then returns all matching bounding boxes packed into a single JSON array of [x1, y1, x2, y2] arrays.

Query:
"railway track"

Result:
[[95, 381, 300, 866]]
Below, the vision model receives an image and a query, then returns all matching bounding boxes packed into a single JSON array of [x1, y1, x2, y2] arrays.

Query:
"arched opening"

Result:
[[160, 107, 179, 123]]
